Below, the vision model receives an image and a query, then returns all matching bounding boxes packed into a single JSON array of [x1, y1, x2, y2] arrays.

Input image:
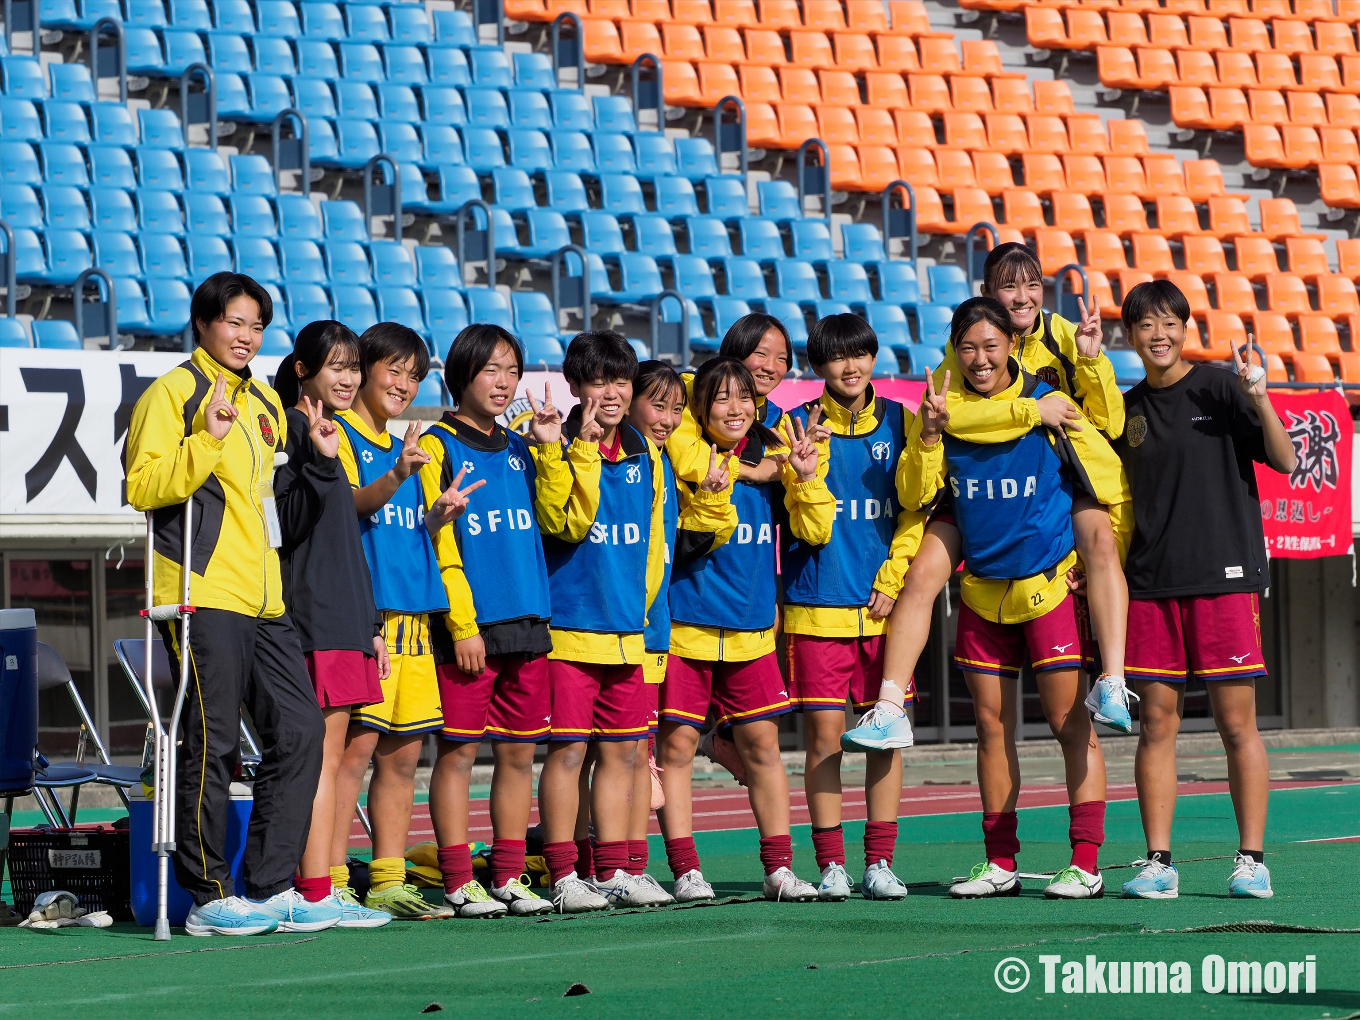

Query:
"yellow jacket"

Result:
[[665, 372, 779, 485], [124, 347, 287, 617], [936, 310, 1126, 442], [416, 416, 572, 644], [774, 387, 927, 638], [899, 364, 1133, 625]]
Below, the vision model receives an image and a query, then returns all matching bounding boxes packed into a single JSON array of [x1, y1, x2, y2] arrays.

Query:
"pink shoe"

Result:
[[649, 755, 666, 810], [699, 727, 748, 787]]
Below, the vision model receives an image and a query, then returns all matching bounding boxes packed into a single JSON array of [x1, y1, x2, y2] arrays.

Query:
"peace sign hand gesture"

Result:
[[802, 404, 831, 445], [425, 466, 487, 535], [779, 414, 821, 482], [698, 444, 732, 493], [919, 369, 950, 446], [203, 373, 239, 441], [1074, 295, 1104, 360], [576, 396, 604, 445], [302, 395, 339, 460], [392, 420, 430, 482], [1233, 335, 1269, 403], [525, 383, 562, 445]]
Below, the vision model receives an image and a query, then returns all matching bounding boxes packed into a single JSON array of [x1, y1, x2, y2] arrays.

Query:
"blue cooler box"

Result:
[[0, 608, 38, 794], [128, 788, 252, 926]]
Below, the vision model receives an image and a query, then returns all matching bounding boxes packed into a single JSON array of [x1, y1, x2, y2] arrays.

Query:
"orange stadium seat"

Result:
[[662, 59, 703, 103], [1026, 114, 1070, 153], [776, 104, 818, 146], [1285, 237, 1332, 280], [1185, 160, 1234, 201], [779, 67, 820, 103], [739, 64, 780, 103], [894, 109, 938, 148], [673, 0, 713, 23], [821, 69, 863, 105], [1153, 195, 1202, 237], [1104, 156, 1149, 197], [1108, 11, 1151, 46], [992, 78, 1034, 113], [1266, 273, 1314, 316], [1229, 17, 1272, 51], [1177, 50, 1220, 86], [803, 0, 847, 31], [1064, 154, 1108, 194], [916, 38, 962, 74], [910, 74, 953, 112], [1169, 271, 1213, 313], [1263, 353, 1291, 383], [1249, 89, 1289, 126], [1003, 188, 1047, 232], [1085, 270, 1120, 316], [1033, 81, 1077, 115], [704, 25, 747, 61], [1260, 198, 1319, 240], [745, 102, 780, 146], [827, 143, 863, 190], [584, 18, 626, 61], [634, 0, 672, 19], [945, 112, 990, 149], [1318, 274, 1360, 317], [1067, 117, 1109, 155], [1213, 272, 1262, 314], [847, 0, 889, 34], [973, 150, 1015, 193], [1053, 191, 1097, 232], [713, 0, 758, 28], [961, 40, 1012, 76], [1023, 154, 1068, 194], [1027, 8, 1070, 49], [935, 148, 975, 188], [876, 35, 920, 73], [1271, 19, 1316, 54], [1320, 127, 1360, 162], [834, 33, 879, 71], [950, 188, 998, 233], [859, 145, 901, 191], [1299, 314, 1345, 357], [1337, 238, 1360, 279], [697, 62, 741, 103], [1316, 20, 1358, 56], [744, 29, 787, 65], [865, 72, 909, 107], [1289, 91, 1329, 127], [1188, 14, 1231, 49], [1257, 53, 1298, 88], [758, 0, 801, 30], [898, 148, 939, 187], [1199, 311, 1249, 360], [1300, 54, 1344, 91], [1149, 13, 1192, 48], [1144, 157, 1188, 196], [909, 185, 950, 232], [1328, 93, 1360, 126], [817, 105, 859, 144], [1131, 232, 1176, 274], [951, 75, 994, 111], [887, 0, 938, 36], [663, 23, 706, 59], [1068, 9, 1113, 48], [1251, 311, 1296, 358], [1216, 51, 1259, 87], [1184, 234, 1231, 275], [1036, 228, 1081, 274], [1084, 229, 1131, 272], [855, 107, 897, 146], [1292, 352, 1337, 385], [1234, 235, 1283, 279], [789, 31, 835, 68]]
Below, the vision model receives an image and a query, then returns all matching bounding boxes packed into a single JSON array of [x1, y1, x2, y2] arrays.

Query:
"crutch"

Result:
[[140, 501, 196, 942]]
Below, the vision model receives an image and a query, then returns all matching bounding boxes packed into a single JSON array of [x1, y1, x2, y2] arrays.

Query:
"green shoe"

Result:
[[365, 883, 455, 919]]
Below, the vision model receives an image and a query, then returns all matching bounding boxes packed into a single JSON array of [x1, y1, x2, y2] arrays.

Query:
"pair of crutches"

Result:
[[140, 501, 196, 942]]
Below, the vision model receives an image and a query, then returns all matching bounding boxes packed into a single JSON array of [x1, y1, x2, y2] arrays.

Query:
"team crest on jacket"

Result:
[[1037, 366, 1061, 388], [257, 413, 275, 447]]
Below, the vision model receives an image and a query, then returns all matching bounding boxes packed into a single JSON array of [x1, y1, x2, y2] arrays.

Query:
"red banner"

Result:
[[1255, 391, 1354, 559]]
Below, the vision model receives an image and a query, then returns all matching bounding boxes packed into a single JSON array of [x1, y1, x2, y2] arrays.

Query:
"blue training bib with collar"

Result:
[[644, 451, 680, 653]]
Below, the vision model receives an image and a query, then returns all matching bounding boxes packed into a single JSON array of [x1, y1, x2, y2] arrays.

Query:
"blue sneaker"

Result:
[[1084, 674, 1137, 734], [184, 896, 281, 937], [840, 705, 915, 752], [331, 886, 393, 928], [1121, 858, 1179, 899], [1228, 854, 1273, 898], [247, 888, 343, 932]]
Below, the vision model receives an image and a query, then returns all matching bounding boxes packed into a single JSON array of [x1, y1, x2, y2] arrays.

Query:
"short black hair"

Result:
[[950, 296, 1016, 348], [719, 312, 793, 365], [805, 313, 879, 366], [633, 360, 685, 406], [276, 320, 360, 407], [190, 271, 273, 345], [981, 242, 1044, 293], [691, 356, 781, 450], [1120, 279, 1192, 331], [357, 321, 430, 383], [562, 329, 637, 386], [444, 323, 522, 404]]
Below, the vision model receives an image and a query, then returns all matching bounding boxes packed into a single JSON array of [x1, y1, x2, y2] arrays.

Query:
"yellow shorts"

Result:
[[352, 613, 443, 735], [643, 651, 668, 686]]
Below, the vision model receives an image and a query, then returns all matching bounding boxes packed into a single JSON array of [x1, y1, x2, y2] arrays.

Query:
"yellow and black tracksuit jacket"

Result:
[[665, 371, 781, 485], [124, 347, 286, 617]]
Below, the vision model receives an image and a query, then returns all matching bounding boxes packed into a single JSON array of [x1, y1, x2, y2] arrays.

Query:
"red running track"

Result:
[[347, 778, 1346, 849]]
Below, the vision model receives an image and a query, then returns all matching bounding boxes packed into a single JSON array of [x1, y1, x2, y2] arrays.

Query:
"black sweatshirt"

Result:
[[276, 407, 381, 655]]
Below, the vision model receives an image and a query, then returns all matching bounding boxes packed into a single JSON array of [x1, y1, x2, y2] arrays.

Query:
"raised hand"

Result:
[[918, 369, 950, 445], [525, 382, 563, 445], [393, 420, 430, 481], [425, 466, 487, 535], [1233, 334, 1268, 402], [779, 414, 820, 482], [698, 444, 732, 493], [1037, 392, 1083, 432], [203, 373, 239, 441], [1074, 294, 1103, 359], [302, 395, 340, 460], [803, 404, 831, 445], [577, 396, 604, 445]]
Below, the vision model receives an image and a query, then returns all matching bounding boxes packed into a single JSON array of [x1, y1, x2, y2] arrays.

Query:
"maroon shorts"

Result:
[[644, 682, 660, 734], [787, 634, 915, 712], [953, 595, 1091, 678], [1125, 592, 1266, 683], [548, 660, 649, 742], [660, 653, 791, 729], [436, 654, 551, 743], [306, 649, 383, 709]]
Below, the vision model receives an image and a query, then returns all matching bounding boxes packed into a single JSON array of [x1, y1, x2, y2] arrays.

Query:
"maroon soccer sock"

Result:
[[593, 840, 630, 881], [1068, 801, 1106, 874], [758, 834, 794, 876], [490, 838, 527, 890], [863, 820, 898, 869], [574, 837, 594, 879], [437, 843, 474, 894], [982, 811, 1020, 872], [627, 838, 649, 876], [664, 836, 701, 879], [543, 840, 580, 885], [811, 825, 846, 870], [293, 875, 330, 903]]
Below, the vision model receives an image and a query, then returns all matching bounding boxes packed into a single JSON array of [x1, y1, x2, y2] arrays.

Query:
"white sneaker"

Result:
[[550, 872, 610, 914], [763, 866, 818, 902], [490, 876, 554, 915], [1045, 865, 1105, 899], [592, 869, 675, 907], [1228, 853, 1274, 899], [245, 888, 342, 933], [673, 869, 716, 903], [861, 860, 909, 900], [443, 879, 508, 918], [817, 862, 853, 901], [949, 862, 1021, 899], [633, 872, 676, 905]]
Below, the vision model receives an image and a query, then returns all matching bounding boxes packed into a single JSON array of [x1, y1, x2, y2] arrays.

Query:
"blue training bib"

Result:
[[643, 452, 680, 653]]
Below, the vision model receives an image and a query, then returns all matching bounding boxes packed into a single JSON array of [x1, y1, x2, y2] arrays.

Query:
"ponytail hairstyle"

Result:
[[949, 296, 1018, 348], [719, 312, 793, 366], [691, 357, 782, 452], [275, 319, 361, 408], [980, 241, 1044, 296]]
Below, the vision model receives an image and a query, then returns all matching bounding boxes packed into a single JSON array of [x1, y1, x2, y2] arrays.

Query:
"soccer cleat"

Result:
[[763, 867, 818, 902], [817, 862, 853, 902], [592, 870, 675, 907], [550, 873, 611, 913], [1084, 674, 1138, 734], [1045, 865, 1105, 899], [672, 869, 716, 903], [633, 872, 677, 906], [861, 860, 909, 900], [444, 879, 508, 918], [246, 888, 342, 933], [840, 705, 915, 752], [698, 726, 747, 786], [649, 755, 666, 810], [1228, 854, 1274, 898], [949, 862, 1021, 899], [1121, 859, 1179, 899], [184, 896, 281, 937], [326, 889, 392, 928], [365, 882, 455, 919], [490, 877, 553, 916]]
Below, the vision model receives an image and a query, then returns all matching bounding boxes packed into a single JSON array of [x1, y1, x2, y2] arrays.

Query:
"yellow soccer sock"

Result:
[[330, 865, 350, 890], [368, 857, 407, 892]]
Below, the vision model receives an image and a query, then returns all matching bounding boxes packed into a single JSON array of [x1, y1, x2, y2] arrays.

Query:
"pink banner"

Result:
[[1255, 391, 1354, 559], [769, 378, 927, 414]]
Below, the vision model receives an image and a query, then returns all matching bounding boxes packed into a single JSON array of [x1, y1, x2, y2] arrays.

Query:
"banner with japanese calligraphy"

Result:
[[1256, 391, 1354, 559]]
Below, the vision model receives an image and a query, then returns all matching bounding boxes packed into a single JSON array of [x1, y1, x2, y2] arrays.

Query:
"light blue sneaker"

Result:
[[184, 896, 281, 937], [840, 705, 915, 752], [247, 888, 343, 933], [1084, 674, 1137, 734], [1121, 858, 1179, 899], [331, 886, 393, 928], [1228, 854, 1274, 898]]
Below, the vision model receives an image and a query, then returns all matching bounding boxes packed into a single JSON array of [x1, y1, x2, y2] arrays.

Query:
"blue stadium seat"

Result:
[[593, 95, 636, 133], [277, 195, 323, 239], [422, 86, 466, 126], [385, 45, 429, 85], [302, 3, 347, 41], [687, 216, 733, 262], [340, 43, 385, 84], [40, 142, 89, 187], [391, 7, 433, 46], [184, 192, 231, 236], [866, 303, 912, 349], [521, 209, 571, 258], [2, 57, 46, 98], [427, 46, 471, 87], [634, 214, 677, 260], [466, 287, 513, 329], [11, 228, 46, 279], [739, 218, 786, 263], [308, 119, 340, 163], [545, 171, 589, 216], [872, 347, 900, 377], [230, 154, 278, 195], [136, 147, 184, 191], [416, 126, 460, 173], [764, 299, 808, 348], [1, 184, 42, 228], [433, 10, 476, 46], [841, 223, 887, 264], [675, 138, 718, 181], [582, 211, 626, 256], [915, 303, 953, 346], [215, 0, 256, 33], [424, 288, 469, 337], [161, 30, 209, 77], [594, 133, 636, 175], [31, 319, 81, 349], [209, 32, 253, 75], [285, 282, 331, 324], [137, 189, 185, 235], [260, 327, 293, 355], [776, 260, 823, 304], [522, 333, 565, 369], [655, 176, 699, 220], [322, 200, 368, 240], [1105, 348, 1145, 385], [89, 187, 135, 231], [325, 240, 374, 287], [463, 127, 506, 173], [672, 255, 716, 302], [486, 206, 521, 259], [465, 88, 510, 130], [122, 29, 165, 76], [185, 149, 231, 194], [33, 229, 92, 285], [110, 276, 152, 332], [170, 0, 212, 29], [258, 1, 302, 37], [1, 99, 41, 141], [215, 73, 253, 121], [380, 122, 424, 165], [658, 292, 712, 349], [601, 173, 645, 219], [146, 278, 193, 333], [757, 180, 800, 222], [509, 91, 552, 131], [127, 0, 167, 26], [93, 230, 141, 280], [379, 83, 421, 123], [255, 36, 298, 77], [513, 52, 554, 91], [235, 237, 282, 285], [281, 238, 328, 284], [263, 283, 289, 330], [336, 81, 379, 120], [876, 260, 921, 306], [0, 318, 30, 347], [705, 176, 748, 221], [41, 184, 89, 231], [89, 145, 135, 189], [0, 142, 41, 186], [812, 299, 851, 320], [378, 286, 429, 337], [723, 257, 767, 302], [297, 40, 341, 80], [492, 167, 538, 212], [906, 344, 946, 376], [790, 219, 833, 264], [244, 74, 292, 121], [550, 90, 593, 131], [634, 134, 676, 181], [140, 232, 189, 281], [231, 194, 279, 238], [48, 63, 95, 104], [470, 48, 513, 89], [415, 374, 446, 406], [927, 265, 970, 309], [371, 241, 417, 288], [828, 261, 872, 307], [292, 77, 337, 120], [427, 165, 479, 214], [347, 4, 390, 42], [508, 129, 552, 173], [512, 289, 558, 335], [415, 245, 460, 290], [91, 104, 136, 146], [713, 297, 753, 338], [549, 130, 595, 174]]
